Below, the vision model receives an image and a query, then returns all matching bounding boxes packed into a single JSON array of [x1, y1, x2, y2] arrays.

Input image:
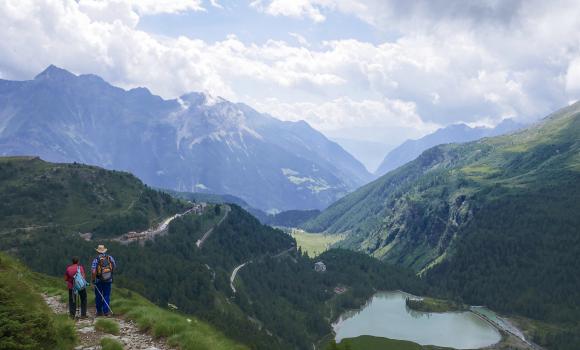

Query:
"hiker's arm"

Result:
[[91, 258, 97, 286]]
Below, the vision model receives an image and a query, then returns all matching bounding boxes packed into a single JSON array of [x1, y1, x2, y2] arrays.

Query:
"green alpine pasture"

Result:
[[289, 228, 345, 257]]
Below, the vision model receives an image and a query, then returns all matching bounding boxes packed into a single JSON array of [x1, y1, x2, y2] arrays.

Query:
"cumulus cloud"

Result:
[[0, 1, 344, 98], [251, 0, 580, 125], [1, 0, 580, 145]]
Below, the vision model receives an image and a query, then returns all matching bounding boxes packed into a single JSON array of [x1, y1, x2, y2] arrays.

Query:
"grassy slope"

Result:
[[290, 229, 345, 257], [0, 252, 76, 350], [304, 101, 580, 271], [113, 289, 247, 350], [0, 156, 186, 237], [0, 252, 246, 350]]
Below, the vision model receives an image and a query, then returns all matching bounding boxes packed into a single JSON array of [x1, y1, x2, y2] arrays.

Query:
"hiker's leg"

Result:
[[79, 288, 87, 317], [68, 289, 75, 317], [95, 282, 103, 315], [101, 282, 112, 314]]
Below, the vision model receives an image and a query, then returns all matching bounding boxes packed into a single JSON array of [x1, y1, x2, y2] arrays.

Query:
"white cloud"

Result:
[[1, 0, 580, 145], [289, 32, 310, 47], [209, 0, 223, 9], [78, 0, 139, 26], [249, 96, 439, 143], [249, 0, 580, 123], [566, 58, 580, 94], [250, 0, 326, 22], [117, 0, 205, 15]]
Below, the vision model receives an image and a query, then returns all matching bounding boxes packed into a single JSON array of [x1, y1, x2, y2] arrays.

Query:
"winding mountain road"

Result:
[[230, 262, 250, 293], [111, 206, 197, 244], [196, 205, 231, 248], [229, 245, 296, 293]]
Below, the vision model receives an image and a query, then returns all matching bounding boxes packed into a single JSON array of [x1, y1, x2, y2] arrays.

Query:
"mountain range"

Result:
[[0, 65, 371, 212], [303, 101, 580, 345], [374, 119, 524, 176]]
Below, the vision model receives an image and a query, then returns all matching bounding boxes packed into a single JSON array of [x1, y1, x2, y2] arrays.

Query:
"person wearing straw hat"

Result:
[[91, 244, 116, 316]]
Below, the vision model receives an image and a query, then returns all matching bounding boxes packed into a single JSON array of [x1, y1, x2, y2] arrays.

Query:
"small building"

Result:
[[79, 232, 92, 241], [314, 261, 326, 272]]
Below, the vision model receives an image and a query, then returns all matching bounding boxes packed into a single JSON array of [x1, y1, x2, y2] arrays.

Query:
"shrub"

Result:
[[101, 337, 124, 350], [95, 319, 120, 335]]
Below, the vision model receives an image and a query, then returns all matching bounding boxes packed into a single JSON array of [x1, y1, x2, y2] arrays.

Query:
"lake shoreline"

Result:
[[331, 290, 502, 349]]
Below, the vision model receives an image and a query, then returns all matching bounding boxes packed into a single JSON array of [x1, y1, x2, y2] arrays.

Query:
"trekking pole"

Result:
[[76, 292, 80, 320], [95, 285, 114, 315]]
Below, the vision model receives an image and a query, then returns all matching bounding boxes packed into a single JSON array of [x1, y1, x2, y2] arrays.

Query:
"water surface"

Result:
[[333, 291, 501, 349]]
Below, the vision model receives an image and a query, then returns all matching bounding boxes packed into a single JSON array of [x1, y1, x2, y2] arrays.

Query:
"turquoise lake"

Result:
[[333, 291, 501, 349]]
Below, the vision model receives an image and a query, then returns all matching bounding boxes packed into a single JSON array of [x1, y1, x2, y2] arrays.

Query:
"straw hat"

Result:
[[95, 244, 108, 254]]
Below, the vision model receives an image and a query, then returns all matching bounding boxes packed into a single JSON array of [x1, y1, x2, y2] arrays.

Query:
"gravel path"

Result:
[[43, 293, 173, 350]]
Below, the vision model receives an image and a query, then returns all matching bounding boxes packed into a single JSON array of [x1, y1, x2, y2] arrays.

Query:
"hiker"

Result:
[[64, 256, 88, 319], [91, 244, 116, 316]]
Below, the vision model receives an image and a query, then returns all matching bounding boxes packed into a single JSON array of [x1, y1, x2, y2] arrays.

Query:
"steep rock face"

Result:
[[0, 66, 371, 211]]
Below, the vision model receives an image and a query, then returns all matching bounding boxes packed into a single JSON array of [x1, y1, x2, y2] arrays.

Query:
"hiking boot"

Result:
[[96, 312, 104, 317], [103, 312, 110, 317]]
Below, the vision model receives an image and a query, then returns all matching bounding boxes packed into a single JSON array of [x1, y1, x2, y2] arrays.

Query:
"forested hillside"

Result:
[[0, 156, 186, 237], [304, 102, 580, 349], [0, 156, 427, 350]]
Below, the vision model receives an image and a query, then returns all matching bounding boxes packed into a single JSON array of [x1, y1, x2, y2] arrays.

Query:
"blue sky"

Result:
[[137, 2, 384, 46], [1, 0, 580, 171]]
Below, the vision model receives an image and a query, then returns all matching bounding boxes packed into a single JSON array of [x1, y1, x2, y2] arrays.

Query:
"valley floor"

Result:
[[288, 228, 345, 257]]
